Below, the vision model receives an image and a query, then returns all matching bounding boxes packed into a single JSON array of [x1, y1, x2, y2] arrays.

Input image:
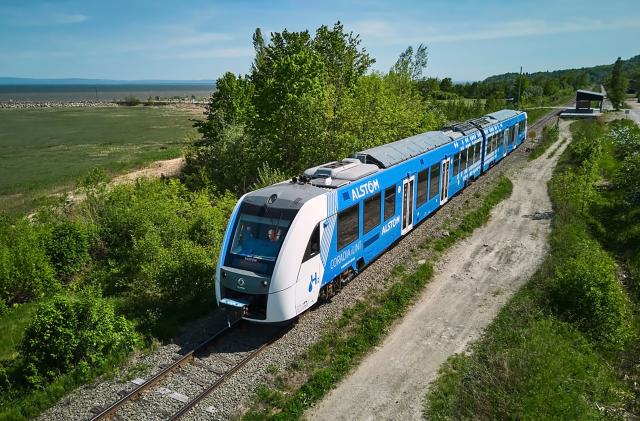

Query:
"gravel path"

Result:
[[38, 116, 557, 421], [306, 120, 572, 421]]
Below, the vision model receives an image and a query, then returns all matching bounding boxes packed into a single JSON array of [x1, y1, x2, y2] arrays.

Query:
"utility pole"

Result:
[[516, 66, 522, 110]]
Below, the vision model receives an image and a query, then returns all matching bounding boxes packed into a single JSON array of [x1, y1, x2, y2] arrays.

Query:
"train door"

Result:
[[513, 124, 519, 150], [440, 158, 450, 204], [401, 176, 415, 235], [295, 223, 321, 314]]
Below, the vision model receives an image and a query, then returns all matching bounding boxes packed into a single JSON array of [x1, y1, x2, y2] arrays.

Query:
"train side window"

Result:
[[363, 193, 382, 234], [337, 204, 359, 251], [384, 186, 396, 220], [416, 169, 428, 206], [460, 148, 468, 171], [453, 152, 460, 176], [428, 163, 440, 200], [475, 142, 481, 163], [486, 135, 492, 154], [302, 223, 320, 262]]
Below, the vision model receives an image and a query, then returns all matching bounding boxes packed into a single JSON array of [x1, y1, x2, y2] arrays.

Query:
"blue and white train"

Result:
[[215, 109, 527, 323]]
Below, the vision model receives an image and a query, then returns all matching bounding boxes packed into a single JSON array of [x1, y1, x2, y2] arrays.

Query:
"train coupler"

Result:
[[219, 298, 249, 326]]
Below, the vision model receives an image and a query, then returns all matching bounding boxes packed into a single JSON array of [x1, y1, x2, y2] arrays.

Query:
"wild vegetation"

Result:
[[424, 118, 640, 419], [0, 173, 237, 418]]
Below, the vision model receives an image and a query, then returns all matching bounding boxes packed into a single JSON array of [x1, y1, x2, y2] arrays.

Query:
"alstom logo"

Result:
[[351, 179, 379, 201]]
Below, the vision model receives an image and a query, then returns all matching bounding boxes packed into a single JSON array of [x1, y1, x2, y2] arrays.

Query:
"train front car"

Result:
[[215, 182, 328, 323]]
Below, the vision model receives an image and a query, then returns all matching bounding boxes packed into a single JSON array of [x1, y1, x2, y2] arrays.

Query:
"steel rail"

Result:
[[168, 326, 286, 420], [89, 318, 241, 420]]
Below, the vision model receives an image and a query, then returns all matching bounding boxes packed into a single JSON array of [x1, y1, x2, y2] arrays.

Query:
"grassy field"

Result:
[[0, 106, 198, 214]]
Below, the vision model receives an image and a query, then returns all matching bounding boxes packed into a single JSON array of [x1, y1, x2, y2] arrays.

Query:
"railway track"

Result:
[[528, 107, 562, 133], [89, 315, 288, 420]]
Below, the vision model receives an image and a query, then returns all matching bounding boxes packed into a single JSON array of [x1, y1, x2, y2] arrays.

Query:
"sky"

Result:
[[1, 0, 639, 82]]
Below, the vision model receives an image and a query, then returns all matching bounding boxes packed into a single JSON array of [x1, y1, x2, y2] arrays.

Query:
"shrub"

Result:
[[45, 221, 91, 280], [569, 120, 605, 164], [19, 293, 138, 387], [0, 219, 58, 305], [80, 179, 237, 316], [122, 95, 141, 106], [548, 237, 631, 348]]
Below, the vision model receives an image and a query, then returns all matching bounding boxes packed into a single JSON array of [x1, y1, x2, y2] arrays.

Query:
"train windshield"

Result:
[[225, 202, 297, 275]]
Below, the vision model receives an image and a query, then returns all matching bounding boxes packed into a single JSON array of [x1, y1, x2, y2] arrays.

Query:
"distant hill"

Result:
[[0, 77, 215, 86], [483, 54, 640, 84]]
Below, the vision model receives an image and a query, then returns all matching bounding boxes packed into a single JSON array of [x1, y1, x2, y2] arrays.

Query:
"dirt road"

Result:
[[307, 121, 571, 421]]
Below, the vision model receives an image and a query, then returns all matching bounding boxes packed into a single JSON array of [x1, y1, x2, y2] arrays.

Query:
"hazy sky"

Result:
[[1, 0, 639, 81]]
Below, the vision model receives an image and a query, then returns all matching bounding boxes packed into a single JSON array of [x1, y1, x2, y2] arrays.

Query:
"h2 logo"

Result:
[[307, 272, 319, 293]]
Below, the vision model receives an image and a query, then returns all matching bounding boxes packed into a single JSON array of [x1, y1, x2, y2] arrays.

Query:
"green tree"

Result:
[[186, 23, 437, 192], [607, 57, 629, 109], [250, 29, 328, 173], [439, 77, 454, 92], [187, 72, 256, 191], [393, 44, 428, 80]]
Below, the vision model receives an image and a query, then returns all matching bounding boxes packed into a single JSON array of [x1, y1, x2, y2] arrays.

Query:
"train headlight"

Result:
[[262, 280, 268, 287]]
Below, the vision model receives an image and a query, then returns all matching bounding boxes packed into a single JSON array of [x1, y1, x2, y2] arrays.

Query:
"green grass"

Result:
[[243, 176, 513, 420], [425, 288, 627, 420], [0, 302, 38, 361], [0, 106, 196, 214]]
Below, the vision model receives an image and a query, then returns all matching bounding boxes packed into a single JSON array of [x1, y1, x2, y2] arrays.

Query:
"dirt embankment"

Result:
[[307, 120, 572, 421], [112, 157, 185, 184]]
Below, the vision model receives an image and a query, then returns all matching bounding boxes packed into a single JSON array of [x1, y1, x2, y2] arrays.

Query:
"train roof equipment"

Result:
[[303, 158, 379, 188], [352, 131, 452, 169]]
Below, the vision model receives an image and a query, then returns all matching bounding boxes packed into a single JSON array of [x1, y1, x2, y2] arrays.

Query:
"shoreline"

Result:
[[0, 99, 209, 109]]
